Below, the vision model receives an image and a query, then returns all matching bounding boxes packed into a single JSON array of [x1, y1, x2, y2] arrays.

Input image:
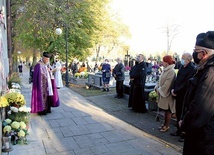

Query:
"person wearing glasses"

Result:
[[170, 52, 195, 142], [31, 52, 53, 115], [179, 31, 214, 155]]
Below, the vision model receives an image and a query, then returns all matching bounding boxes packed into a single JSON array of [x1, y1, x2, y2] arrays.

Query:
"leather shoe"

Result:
[[46, 110, 51, 113], [170, 131, 180, 136], [114, 95, 119, 98], [179, 137, 184, 142], [159, 126, 170, 132], [38, 110, 47, 115]]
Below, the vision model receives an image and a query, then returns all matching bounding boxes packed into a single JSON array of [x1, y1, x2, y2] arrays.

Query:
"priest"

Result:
[[31, 52, 57, 115]]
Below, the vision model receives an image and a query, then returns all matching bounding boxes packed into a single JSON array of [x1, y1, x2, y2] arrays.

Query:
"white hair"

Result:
[[182, 52, 192, 61]]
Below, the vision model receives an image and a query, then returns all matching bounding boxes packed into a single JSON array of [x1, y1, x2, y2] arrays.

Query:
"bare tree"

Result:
[[161, 24, 180, 54]]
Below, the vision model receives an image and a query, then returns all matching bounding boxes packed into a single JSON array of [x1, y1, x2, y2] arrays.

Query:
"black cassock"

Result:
[[128, 61, 147, 113]]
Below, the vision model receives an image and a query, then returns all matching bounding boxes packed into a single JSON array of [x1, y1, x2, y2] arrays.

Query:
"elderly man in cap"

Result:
[[31, 52, 54, 115], [180, 31, 214, 155]]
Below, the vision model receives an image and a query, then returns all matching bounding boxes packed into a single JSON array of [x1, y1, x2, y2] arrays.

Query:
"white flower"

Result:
[[27, 107, 31, 113], [10, 106, 19, 113], [5, 118, 12, 124], [20, 121, 27, 129], [11, 121, 20, 129], [19, 106, 31, 113], [7, 110, 11, 115], [80, 72, 85, 76], [19, 106, 24, 112], [3, 126, 11, 133]]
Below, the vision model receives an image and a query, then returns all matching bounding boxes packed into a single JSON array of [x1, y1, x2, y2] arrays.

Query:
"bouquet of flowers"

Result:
[[9, 83, 21, 93], [2, 118, 29, 145], [148, 90, 158, 103], [4, 92, 26, 107], [8, 106, 31, 124]]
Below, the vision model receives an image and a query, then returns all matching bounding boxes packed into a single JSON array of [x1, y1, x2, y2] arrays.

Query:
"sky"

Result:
[[110, 0, 214, 56]]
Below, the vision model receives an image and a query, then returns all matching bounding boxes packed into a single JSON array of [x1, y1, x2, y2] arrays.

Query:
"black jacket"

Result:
[[173, 62, 195, 96], [112, 63, 125, 81], [181, 55, 214, 155], [130, 61, 147, 86]]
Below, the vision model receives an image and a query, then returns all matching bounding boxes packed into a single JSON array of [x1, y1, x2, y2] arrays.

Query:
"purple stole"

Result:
[[31, 62, 45, 113]]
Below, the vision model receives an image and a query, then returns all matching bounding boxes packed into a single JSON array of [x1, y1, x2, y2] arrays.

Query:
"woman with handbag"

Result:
[[101, 59, 111, 92]]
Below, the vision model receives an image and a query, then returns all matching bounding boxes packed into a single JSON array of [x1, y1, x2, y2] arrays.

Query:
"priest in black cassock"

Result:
[[128, 54, 147, 113]]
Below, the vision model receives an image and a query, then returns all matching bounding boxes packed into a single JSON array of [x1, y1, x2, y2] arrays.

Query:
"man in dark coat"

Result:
[[180, 31, 214, 155], [128, 54, 147, 113], [170, 52, 195, 141], [112, 57, 125, 98]]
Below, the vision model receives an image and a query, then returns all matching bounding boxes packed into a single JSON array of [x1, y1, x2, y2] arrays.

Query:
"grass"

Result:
[[68, 83, 115, 97]]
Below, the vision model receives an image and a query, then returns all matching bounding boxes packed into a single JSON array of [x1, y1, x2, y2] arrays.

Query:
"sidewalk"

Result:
[[5, 66, 182, 155]]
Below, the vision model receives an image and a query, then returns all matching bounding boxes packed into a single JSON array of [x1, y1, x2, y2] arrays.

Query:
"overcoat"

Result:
[[128, 61, 147, 113], [155, 64, 176, 113], [181, 55, 214, 155]]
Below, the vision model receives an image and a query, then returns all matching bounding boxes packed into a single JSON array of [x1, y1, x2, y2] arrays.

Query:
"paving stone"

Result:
[[9, 66, 182, 155]]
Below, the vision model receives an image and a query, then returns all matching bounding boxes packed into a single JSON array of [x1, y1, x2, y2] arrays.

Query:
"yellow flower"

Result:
[[3, 126, 11, 133], [0, 96, 9, 107], [4, 92, 26, 107], [18, 130, 25, 137]]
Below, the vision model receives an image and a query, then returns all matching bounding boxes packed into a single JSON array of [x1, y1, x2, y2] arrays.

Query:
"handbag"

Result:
[[105, 72, 111, 78]]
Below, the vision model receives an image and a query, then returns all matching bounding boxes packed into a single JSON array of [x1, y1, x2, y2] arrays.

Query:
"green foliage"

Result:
[[13, 0, 115, 61], [8, 112, 30, 124], [7, 72, 21, 89]]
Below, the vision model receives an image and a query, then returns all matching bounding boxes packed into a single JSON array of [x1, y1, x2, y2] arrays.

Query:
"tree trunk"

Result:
[[95, 45, 101, 63]]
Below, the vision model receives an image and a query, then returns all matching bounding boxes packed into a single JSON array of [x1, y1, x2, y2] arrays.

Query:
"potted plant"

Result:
[[148, 90, 158, 111], [7, 73, 21, 89]]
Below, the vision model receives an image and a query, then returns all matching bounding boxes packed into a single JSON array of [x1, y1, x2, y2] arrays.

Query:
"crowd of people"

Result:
[[89, 31, 214, 155], [29, 31, 214, 155], [126, 31, 214, 155]]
